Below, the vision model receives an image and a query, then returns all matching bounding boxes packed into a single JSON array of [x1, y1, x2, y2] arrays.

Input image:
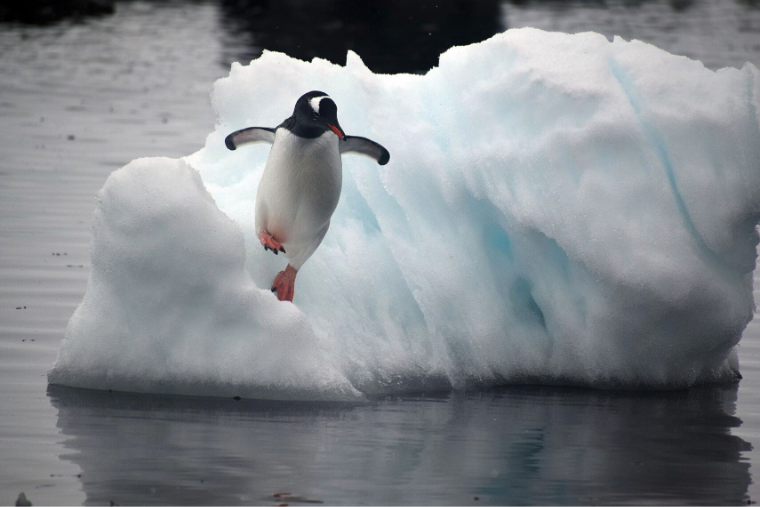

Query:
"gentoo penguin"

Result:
[[225, 90, 390, 302]]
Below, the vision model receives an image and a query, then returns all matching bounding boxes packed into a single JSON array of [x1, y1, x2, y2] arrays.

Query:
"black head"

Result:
[[281, 90, 346, 140]]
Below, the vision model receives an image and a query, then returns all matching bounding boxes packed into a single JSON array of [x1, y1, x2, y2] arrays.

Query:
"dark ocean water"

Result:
[[1, 1, 760, 504]]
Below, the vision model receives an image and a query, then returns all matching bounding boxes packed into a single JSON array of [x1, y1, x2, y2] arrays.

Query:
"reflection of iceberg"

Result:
[[50, 384, 751, 504], [49, 28, 760, 400]]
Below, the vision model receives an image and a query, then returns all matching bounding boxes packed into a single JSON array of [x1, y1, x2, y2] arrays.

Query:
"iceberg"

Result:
[[49, 28, 760, 400]]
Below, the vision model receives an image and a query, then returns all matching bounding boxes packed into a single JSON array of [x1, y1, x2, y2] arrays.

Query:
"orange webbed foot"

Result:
[[259, 231, 285, 255], [271, 264, 297, 302]]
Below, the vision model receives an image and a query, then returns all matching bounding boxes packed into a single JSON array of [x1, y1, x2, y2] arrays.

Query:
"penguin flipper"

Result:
[[225, 127, 276, 150], [340, 135, 390, 165]]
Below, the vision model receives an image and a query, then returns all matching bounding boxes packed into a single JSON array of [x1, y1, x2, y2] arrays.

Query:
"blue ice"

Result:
[[49, 29, 760, 400]]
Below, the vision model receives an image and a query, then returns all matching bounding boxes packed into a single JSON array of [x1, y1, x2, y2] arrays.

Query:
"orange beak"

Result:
[[327, 123, 345, 140]]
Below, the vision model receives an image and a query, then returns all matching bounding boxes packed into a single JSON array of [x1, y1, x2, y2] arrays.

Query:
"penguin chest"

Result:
[[256, 130, 342, 243]]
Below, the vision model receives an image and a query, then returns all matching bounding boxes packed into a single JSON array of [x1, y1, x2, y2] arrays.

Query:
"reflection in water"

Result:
[[219, 0, 504, 74], [50, 385, 751, 505]]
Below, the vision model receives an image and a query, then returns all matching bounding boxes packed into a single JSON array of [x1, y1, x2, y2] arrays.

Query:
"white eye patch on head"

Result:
[[309, 95, 329, 115]]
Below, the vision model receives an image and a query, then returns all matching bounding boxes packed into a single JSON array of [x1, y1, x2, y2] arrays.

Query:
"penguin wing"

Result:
[[340, 136, 390, 165], [225, 127, 276, 150]]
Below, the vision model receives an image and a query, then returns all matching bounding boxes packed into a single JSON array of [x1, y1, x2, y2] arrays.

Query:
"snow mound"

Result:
[[50, 29, 760, 400]]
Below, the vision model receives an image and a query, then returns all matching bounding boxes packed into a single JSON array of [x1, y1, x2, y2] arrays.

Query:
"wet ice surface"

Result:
[[1, 0, 760, 504]]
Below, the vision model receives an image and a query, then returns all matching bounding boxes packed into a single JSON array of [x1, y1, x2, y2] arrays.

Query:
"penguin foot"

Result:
[[259, 231, 286, 255], [271, 264, 297, 302]]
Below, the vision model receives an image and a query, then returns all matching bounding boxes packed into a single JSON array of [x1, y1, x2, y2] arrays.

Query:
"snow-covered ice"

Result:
[[49, 28, 760, 400]]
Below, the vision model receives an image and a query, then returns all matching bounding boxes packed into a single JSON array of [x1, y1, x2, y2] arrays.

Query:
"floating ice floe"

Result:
[[49, 28, 760, 400]]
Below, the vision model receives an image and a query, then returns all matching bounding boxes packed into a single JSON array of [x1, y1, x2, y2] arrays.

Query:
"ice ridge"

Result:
[[49, 28, 760, 400]]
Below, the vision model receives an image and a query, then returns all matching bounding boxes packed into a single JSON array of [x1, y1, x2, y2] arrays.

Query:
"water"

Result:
[[1, 0, 759, 504], [47, 385, 750, 505], [504, 0, 760, 71]]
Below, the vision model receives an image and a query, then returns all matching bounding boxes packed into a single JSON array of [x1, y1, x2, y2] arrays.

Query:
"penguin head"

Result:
[[289, 91, 346, 140]]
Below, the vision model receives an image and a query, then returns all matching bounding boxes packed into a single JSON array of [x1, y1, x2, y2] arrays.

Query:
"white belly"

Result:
[[255, 128, 342, 269]]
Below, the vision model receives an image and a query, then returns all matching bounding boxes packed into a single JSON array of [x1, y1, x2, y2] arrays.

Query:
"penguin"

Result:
[[225, 90, 390, 302]]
